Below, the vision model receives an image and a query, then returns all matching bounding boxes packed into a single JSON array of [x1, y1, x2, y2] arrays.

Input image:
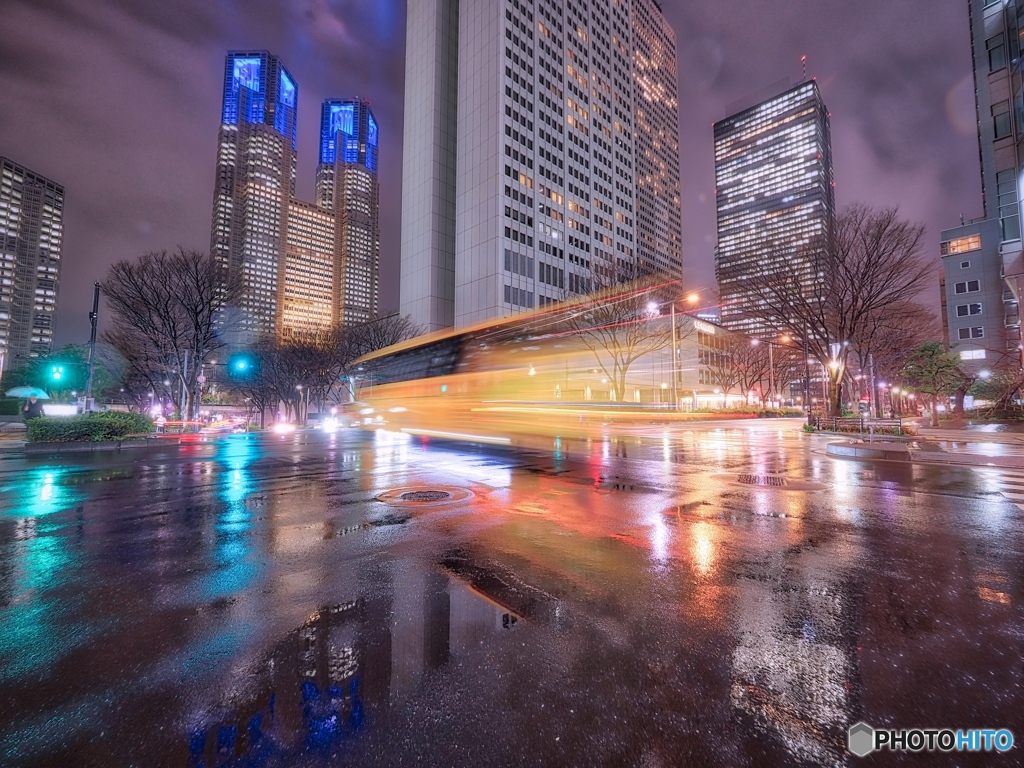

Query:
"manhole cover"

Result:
[[376, 486, 475, 506], [399, 490, 452, 502], [737, 474, 788, 487]]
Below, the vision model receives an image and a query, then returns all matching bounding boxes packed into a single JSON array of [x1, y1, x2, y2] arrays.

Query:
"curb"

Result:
[[826, 441, 911, 462], [22, 437, 181, 457]]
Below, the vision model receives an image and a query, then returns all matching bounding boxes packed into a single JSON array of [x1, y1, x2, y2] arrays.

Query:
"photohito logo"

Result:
[[848, 722, 1014, 756]]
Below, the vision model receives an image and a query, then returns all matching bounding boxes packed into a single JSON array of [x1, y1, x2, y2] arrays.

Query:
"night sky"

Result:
[[0, 0, 978, 348]]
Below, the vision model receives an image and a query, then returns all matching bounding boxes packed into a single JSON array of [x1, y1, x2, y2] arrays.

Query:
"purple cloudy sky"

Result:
[[0, 0, 977, 346]]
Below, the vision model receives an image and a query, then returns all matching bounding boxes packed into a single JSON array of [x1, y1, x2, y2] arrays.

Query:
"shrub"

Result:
[[802, 424, 816, 433], [0, 398, 20, 416], [691, 406, 805, 417], [26, 411, 154, 443]]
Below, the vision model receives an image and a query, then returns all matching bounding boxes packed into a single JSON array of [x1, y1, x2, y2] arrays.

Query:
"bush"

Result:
[[802, 424, 816, 433], [756, 408, 805, 418], [0, 398, 20, 416], [26, 411, 154, 443]]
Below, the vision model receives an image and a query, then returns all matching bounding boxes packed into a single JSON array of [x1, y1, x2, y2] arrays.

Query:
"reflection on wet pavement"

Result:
[[0, 426, 1021, 766]]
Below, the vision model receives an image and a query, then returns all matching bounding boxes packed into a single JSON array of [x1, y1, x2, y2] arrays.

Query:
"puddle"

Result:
[[187, 561, 539, 765]]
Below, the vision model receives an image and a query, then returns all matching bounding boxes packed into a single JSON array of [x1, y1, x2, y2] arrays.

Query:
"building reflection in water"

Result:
[[187, 557, 529, 766], [729, 517, 859, 767]]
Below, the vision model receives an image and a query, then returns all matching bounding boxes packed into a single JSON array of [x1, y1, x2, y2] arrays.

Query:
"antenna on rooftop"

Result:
[[801, 55, 807, 81]]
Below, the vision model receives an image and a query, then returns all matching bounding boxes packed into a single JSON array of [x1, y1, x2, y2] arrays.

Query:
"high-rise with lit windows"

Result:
[[399, 0, 682, 332], [632, 0, 681, 275], [937, 0, 1024, 372], [317, 99, 380, 326], [211, 51, 298, 337], [211, 53, 380, 338], [713, 80, 835, 338], [0, 157, 63, 364]]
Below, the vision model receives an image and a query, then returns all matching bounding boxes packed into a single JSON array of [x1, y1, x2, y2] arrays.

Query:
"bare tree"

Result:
[[349, 314, 422, 358], [559, 267, 678, 403], [733, 205, 932, 417], [101, 249, 239, 420]]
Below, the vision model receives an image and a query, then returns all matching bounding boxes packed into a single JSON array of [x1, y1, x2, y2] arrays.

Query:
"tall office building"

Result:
[[0, 158, 63, 364], [399, 0, 682, 332], [713, 80, 835, 338], [936, 0, 1024, 372], [210, 53, 381, 338], [211, 51, 298, 336], [281, 198, 335, 337], [317, 99, 380, 325], [632, 0, 682, 274]]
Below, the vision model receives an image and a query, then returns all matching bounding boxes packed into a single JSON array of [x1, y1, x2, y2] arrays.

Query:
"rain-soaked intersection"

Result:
[[1, 422, 1022, 767]]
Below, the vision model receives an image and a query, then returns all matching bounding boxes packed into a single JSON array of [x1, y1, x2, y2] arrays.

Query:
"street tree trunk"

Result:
[[930, 393, 939, 427]]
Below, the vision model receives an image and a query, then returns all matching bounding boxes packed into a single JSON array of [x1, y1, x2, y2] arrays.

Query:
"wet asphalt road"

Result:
[[0, 423, 1022, 767]]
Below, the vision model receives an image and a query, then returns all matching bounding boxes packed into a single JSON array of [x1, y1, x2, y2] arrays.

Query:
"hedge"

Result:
[[0, 398, 20, 416], [26, 411, 154, 443]]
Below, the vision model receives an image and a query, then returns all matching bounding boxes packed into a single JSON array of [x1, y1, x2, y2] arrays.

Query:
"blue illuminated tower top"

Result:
[[319, 99, 378, 172], [221, 51, 298, 149]]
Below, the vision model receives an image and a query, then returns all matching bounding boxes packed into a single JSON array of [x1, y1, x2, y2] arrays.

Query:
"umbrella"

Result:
[[5, 387, 50, 399]]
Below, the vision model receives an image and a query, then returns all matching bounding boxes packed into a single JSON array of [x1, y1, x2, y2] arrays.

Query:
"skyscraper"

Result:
[[713, 80, 835, 338], [211, 51, 298, 336], [632, 0, 682, 275], [936, 0, 1024, 372], [0, 157, 63, 364], [399, 0, 682, 332], [317, 99, 380, 326], [210, 53, 380, 338]]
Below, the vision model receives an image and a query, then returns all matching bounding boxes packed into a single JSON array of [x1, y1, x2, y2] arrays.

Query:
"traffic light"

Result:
[[49, 365, 64, 381], [227, 352, 257, 377]]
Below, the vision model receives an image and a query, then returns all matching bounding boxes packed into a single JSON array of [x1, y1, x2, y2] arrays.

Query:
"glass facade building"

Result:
[[399, 0, 682, 331], [713, 80, 835, 339], [0, 157, 63, 363]]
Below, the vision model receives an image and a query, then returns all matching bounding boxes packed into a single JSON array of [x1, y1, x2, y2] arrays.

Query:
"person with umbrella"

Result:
[[5, 386, 49, 420]]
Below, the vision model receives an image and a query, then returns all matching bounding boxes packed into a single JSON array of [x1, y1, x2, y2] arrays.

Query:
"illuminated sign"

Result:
[[368, 114, 378, 146], [232, 57, 261, 93], [330, 104, 355, 137], [694, 320, 716, 335], [278, 71, 296, 107]]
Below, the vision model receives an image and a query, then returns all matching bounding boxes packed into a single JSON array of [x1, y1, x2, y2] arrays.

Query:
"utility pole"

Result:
[[85, 282, 100, 412], [766, 341, 775, 406]]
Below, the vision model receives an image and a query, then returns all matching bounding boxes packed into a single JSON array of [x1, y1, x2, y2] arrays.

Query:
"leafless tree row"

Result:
[[99, 247, 419, 420]]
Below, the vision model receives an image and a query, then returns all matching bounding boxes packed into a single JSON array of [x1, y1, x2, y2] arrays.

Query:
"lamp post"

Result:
[[670, 302, 678, 411]]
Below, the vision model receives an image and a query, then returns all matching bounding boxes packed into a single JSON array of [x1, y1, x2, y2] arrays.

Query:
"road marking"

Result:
[[971, 467, 1024, 506]]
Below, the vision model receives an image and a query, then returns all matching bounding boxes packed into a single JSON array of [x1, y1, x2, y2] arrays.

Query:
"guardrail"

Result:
[[814, 416, 903, 436]]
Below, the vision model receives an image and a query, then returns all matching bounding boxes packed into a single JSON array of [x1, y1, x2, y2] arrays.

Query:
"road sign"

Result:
[[196, 375, 206, 384]]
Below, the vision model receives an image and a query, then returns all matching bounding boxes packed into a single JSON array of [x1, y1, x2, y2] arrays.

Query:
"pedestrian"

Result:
[[22, 396, 45, 420]]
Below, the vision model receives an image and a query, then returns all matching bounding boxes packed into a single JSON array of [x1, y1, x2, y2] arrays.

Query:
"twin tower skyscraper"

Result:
[[211, 51, 379, 339]]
